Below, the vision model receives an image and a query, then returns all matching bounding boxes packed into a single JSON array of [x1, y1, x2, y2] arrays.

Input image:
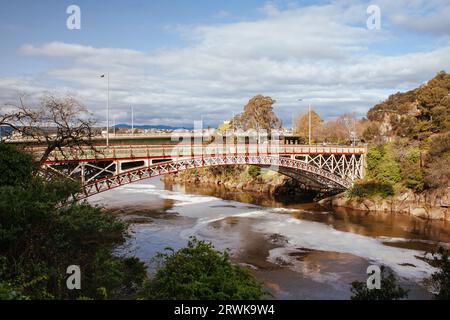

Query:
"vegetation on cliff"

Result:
[[349, 72, 450, 203]]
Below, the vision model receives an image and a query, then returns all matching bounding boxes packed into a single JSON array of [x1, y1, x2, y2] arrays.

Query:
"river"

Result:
[[88, 178, 450, 300]]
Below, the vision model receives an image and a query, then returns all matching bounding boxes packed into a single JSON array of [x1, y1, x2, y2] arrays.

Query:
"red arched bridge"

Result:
[[32, 143, 367, 199]]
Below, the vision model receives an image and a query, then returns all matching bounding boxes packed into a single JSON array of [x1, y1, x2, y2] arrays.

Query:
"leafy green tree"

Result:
[[366, 144, 402, 185], [142, 237, 265, 300], [350, 266, 408, 300], [235, 95, 281, 132], [0, 143, 33, 187], [0, 144, 147, 300], [429, 247, 450, 300]]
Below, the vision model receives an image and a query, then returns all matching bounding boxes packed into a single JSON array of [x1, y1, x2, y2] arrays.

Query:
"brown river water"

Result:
[[88, 178, 450, 300]]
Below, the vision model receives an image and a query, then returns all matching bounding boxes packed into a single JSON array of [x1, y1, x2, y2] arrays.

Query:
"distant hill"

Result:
[[113, 124, 193, 130]]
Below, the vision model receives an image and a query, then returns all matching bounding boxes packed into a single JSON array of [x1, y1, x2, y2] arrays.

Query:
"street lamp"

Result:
[[298, 99, 312, 145], [100, 73, 110, 147], [130, 105, 134, 136]]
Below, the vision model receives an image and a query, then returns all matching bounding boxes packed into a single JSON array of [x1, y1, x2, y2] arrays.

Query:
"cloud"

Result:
[[1, 1, 450, 127]]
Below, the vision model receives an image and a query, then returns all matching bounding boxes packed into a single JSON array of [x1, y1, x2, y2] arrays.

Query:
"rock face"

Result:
[[324, 188, 450, 221]]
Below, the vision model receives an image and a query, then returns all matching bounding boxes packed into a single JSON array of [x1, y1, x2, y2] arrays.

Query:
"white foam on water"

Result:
[[179, 210, 264, 240], [267, 247, 343, 284], [270, 208, 303, 214], [89, 182, 220, 208], [157, 193, 219, 207], [251, 212, 437, 282], [377, 236, 450, 248]]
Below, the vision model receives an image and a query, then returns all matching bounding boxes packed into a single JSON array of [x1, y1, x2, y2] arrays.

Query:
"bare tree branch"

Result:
[[2, 94, 101, 171]]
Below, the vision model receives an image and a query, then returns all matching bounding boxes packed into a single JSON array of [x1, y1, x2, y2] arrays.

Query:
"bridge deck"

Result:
[[30, 144, 367, 164]]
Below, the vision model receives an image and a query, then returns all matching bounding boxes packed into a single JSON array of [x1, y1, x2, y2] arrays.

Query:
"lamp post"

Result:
[[131, 105, 134, 136], [298, 99, 312, 145], [100, 73, 110, 147]]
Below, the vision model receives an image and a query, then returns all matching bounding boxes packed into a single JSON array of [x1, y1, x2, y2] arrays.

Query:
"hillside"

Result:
[[333, 72, 450, 220]]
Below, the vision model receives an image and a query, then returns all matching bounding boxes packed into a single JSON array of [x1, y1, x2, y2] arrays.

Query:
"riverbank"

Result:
[[321, 188, 450, 221], [163, 166, 449, 221], [162, 166, 318, 199]]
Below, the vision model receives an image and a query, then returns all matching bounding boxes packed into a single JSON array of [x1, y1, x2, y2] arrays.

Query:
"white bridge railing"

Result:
[[30, 144, 367, 163]]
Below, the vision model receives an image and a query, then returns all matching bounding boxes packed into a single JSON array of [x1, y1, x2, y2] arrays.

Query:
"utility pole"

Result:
[[100, 73, 110, 147], [308, 104, 312, 145], [131, 105, 134, 136]]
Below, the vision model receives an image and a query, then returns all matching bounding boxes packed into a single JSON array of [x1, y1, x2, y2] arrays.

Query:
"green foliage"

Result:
[[348, 182, 395, 199], [142, 237, 265, 300], [429, 247, 450, 300], [235, 95, 281, 131], [0, 144, 147, 300], [0, 282, 28, 300], [350, 266, 409, 300], [424, 132, 450, 189], [367, 71, 450, 141], [0, 143, 33, 187], [366, 144, 401, 185], [247, 165, 261, 179], [362, 122, 381, 142]]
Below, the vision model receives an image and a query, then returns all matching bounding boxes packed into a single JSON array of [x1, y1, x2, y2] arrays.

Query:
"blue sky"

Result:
[[1, 0, 450, 127]]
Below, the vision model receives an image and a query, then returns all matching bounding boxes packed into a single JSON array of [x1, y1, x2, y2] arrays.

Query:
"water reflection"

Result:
[[165, 181, 450, 252]]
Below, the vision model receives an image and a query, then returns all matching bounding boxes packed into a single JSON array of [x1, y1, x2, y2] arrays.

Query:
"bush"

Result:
[[429, 247, 450, 300], [0, 143, 147, 299], [247, 165, 261, 178], [366, 144, 402, 185], [348, 181, 395, 199], [141, 237, 265, 300], [0, 143, 33, 187], [350, 266, 408, 300]]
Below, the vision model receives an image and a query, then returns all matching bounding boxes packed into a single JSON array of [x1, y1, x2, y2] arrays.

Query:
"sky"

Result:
[[0, 0, 450, 127]]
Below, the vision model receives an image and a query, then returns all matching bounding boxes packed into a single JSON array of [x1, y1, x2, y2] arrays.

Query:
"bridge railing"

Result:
[[29, 144, 367, 163]]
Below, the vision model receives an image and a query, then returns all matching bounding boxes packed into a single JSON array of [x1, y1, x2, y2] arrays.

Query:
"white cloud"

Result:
[[1, 1, 450, 126]]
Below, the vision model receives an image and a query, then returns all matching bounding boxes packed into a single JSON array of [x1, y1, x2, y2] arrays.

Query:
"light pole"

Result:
[[308, 104, 312, 145], [298, 99, 312, 145], [100, 73, 110, 147], [130, 105, 134, 136]]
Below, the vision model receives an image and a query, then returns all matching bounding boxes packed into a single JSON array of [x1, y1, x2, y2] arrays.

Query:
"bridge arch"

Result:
[[79, 155, 354, 199]]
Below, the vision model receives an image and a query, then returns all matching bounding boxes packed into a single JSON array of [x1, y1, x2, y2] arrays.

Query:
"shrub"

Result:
[[141, 237, 265, 300], [0, 144, 147, 299], [366, 144, 402, 185], [350, 266, 408, 300], [348, 181, 395, 199], [429, 247, 450, 300]]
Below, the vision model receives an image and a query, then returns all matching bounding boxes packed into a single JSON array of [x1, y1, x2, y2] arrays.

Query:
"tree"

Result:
[[350, 266, 409, 300], [429, 247, 450, 300], [0, 144, 147, 299], [0, 143, 33, 187], [336, 113, 358, 143], [294, 110, 323, 142], [2, 94, 98, 167], [424, 132, 450, 189], [366, 144, 402, 185], [235, 95, 281, 132], [366, 71, 450, 141], [142, 237, 265, 300], [362, 121, 381, 142]]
